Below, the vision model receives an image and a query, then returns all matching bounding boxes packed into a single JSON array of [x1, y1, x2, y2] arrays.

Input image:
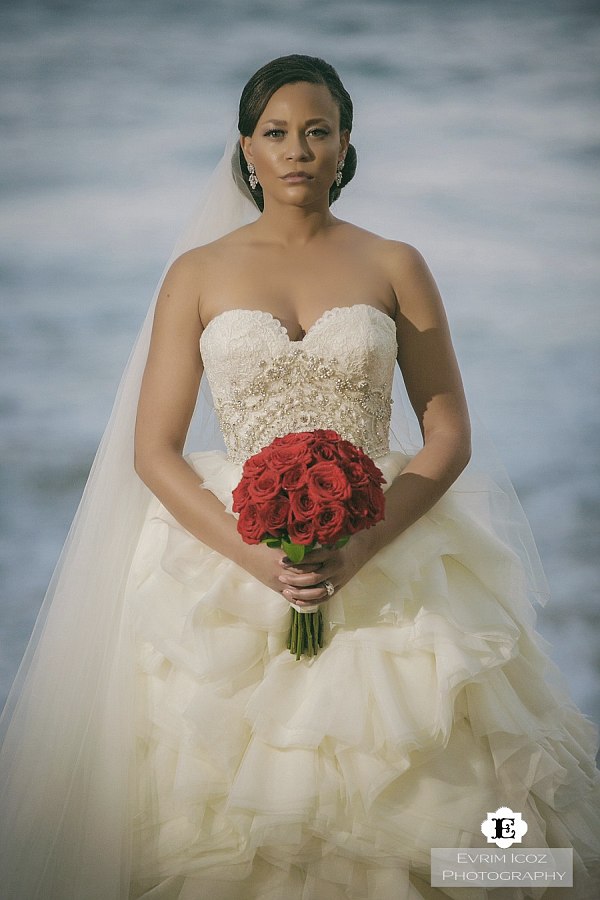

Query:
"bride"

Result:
[[1, 54, 599, 900]]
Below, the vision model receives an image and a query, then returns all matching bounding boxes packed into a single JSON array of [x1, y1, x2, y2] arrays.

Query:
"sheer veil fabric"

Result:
[[0, 126, 257, 899], [0, 124, 554, 899]]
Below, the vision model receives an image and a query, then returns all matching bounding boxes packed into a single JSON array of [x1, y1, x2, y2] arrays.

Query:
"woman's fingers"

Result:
[[279, 574, 326, 592], [280, 563, 322, 575], [278, 549, 340, 602], [278, 562, 337, 588], [282, 583, 331, 604]]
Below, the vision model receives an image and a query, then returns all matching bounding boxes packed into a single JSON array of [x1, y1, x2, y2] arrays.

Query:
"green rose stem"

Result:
[[263, 534, 349, 660], [287, 607, 322, 660]]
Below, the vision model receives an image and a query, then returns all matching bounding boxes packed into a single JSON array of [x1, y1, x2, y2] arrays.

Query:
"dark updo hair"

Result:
[[237, 54, 357, 211]]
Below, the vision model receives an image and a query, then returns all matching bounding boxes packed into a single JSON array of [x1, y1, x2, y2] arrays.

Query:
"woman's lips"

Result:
[[281, 172, 313, 182]]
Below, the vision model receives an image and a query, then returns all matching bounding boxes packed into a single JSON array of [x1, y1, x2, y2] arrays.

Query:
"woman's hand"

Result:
[[237, 531, 375, 606], [274, 530, 376, 607], [235, 540, 295, 596]]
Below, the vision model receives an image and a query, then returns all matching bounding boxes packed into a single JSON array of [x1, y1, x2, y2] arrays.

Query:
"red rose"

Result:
[[263, 496, 290, 535], [307, 461, 351, 502], [276, 431, 315, 446], [288, 489, 318, 519], [242, 451, 268, 479], [237, 502, 266, 544], [314, 503, 348, 544], [344, 484, 385, 533], [247, 468, 282, 502], [344, 461, 370, 487], [281, 461, 308, 490], [270, 444, 312, 470], [232, 478, 251, 513], [312, 429, 341, 442], [345, 514, 364, 535], [347, 488, 371, 520], [336, 440, 362, 463], [366, 481, 386, 521], [311, 440, 339, 462], [287, 517, 316, 545], [362, 455, 385, 485]]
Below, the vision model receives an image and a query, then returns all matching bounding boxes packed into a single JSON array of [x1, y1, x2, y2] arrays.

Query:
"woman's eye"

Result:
[[263, 128, 329, 138]]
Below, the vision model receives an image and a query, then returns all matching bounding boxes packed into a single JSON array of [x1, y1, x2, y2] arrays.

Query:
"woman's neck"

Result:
[[254, 200, 338, 247]]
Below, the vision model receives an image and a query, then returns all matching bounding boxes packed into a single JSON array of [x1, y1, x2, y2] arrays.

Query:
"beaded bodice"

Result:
[[199, 304, 398, 464]]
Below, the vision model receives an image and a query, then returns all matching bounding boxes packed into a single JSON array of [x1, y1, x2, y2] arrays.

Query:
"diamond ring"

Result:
[[322, 580, 335, 598]]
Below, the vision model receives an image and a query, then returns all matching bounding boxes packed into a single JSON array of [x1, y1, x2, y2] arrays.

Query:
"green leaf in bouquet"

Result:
[[281, 539, 305, 564], [261, 536, 282, 548]]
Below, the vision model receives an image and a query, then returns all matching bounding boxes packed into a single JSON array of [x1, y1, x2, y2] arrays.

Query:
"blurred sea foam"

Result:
[[1, 0, 599, 721]]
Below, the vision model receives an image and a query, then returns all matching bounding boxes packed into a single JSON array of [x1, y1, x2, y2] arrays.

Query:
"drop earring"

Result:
[[335, 157, 345, 187], [247, 162, 258, 190]]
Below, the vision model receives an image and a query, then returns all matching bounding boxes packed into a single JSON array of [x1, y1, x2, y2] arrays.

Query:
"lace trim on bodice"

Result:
[[199, 305, 398, 464]]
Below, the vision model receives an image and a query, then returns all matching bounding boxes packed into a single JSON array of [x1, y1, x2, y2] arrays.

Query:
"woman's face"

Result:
[[240, 81, 349, 209]]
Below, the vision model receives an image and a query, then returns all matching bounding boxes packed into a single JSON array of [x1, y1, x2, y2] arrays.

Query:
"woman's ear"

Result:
[[339, 129, 350, 159], [240, 135, 253, 165]]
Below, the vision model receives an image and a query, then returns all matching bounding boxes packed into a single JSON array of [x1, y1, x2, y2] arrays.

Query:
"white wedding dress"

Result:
[[125, 304, 600, 899]]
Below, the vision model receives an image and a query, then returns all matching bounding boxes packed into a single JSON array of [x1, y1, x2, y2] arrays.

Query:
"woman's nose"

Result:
[[285, 134, 311, 160]]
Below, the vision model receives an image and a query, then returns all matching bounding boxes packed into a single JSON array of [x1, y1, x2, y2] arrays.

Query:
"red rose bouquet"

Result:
[[232, 429, 386, 659]]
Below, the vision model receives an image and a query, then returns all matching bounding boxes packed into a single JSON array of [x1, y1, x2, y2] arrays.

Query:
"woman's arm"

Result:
[[362, 240, 472, 551], [134, 251, 291, 594], [279, 242, 472, 605]]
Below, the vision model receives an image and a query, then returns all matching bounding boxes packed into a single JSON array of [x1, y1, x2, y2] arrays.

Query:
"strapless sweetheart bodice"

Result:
[[199, 304, 398, 463]]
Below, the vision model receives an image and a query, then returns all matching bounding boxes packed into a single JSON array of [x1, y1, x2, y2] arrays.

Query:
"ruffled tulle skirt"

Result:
[[125, 450, 600, 899]]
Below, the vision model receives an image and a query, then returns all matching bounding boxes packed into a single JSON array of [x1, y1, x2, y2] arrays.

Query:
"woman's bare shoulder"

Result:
[[171, 223, 258, 267], [334, 223, 441, 324], [377, 239, 434, 293], [373, 237, 444, 320], [335, 220, 424, 262], [160, 224, 254, 295]]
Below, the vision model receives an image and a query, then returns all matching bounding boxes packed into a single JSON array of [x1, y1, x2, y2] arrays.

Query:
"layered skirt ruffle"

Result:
[[125, 451, 600, 900]]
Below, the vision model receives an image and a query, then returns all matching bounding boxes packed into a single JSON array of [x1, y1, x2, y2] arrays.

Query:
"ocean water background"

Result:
[[0, 0, 599, 728]]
